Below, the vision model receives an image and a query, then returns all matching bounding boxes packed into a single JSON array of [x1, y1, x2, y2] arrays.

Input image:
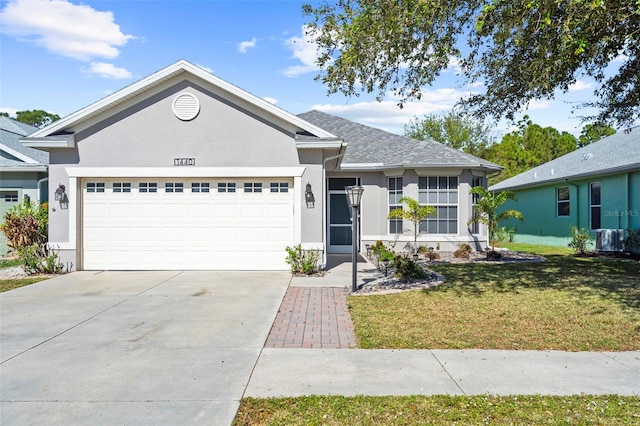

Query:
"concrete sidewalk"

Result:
[[246, 349, 640, 397]]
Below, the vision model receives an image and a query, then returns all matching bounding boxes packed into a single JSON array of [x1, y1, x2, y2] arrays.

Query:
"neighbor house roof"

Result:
[[490, 126, 640, 191], [0, 117, 48, 170], [297, 110, 502, 171], [22, 60, 340, 150]]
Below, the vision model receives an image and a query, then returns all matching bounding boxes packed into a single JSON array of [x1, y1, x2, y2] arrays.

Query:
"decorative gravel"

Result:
[[354, 250, 546, 295], [0, 266, 29, 279]]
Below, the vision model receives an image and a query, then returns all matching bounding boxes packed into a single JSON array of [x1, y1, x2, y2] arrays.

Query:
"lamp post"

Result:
[[345, 185, 364, 292]]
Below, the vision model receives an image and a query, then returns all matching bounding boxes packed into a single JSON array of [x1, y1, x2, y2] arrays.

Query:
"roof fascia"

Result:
[[0, 165, 47, 172], [21, 134, 75, 149], [30, 60, 337, 140], [0, 143, 39, 164], [296, 139, 345, 149]]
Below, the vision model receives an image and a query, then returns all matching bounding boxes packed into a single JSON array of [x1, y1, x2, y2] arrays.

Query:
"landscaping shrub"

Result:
[[1, 200, 48, 250], [568, 226, 593, 255], [18, 243, 63, 275], [624, 228, 640, 254], [392, 253, 427, 282], [454, 243, 472, 259], [285, 244, 321, 275], [417, 245, 440, 261]]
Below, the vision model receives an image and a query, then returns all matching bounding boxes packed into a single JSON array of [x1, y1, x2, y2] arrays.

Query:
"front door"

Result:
[[327, 178, 360, 253]]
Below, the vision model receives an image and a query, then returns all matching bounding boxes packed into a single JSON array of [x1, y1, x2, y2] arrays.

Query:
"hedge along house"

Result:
[[1, 117, 48, 256], [22, 60, 501, 271], [489, 127, 640, 248]]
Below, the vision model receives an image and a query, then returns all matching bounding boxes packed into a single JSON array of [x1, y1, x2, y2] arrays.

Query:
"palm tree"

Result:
[[387, 196, 435, 253], [467, 187, 524, 254]]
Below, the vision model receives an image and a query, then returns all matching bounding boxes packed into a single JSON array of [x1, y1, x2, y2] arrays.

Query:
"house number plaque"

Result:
[[174, 158, 196, 166]]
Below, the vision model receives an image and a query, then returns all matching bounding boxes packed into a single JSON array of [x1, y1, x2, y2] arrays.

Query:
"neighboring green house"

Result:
[[489, 127, 640, 249], [0, 117, 49, 256]]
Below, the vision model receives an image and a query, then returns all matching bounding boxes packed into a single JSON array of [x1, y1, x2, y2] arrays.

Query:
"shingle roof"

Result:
[[490, 126, 640, 191], [0, 117, 48, 167], [297, 110, 502, 170]]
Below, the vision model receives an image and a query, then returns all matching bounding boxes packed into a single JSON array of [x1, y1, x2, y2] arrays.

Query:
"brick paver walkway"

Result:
[[265, 287, 357, 348]]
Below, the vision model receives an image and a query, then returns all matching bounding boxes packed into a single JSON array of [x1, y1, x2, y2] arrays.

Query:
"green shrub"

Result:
[[454, 243, 472, 259], [393, 254, 427, 282], [18, 243, 63, 275], [568, 226, 593, 255], [371, 240, 386, 255], [494, 226, 516, 243], [624, 228, 640, 254], [285, 244, 321, 275]]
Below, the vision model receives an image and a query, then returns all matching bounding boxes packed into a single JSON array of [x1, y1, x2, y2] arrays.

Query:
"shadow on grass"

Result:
[[428, 255, 640, 311]]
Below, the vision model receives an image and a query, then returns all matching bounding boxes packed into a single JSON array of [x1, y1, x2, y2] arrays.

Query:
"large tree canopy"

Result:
[[1, 110, 60, 128], [303, 1, 640, 127]]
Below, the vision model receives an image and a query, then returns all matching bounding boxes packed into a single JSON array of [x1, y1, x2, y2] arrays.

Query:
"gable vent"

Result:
[[172, 93, 200, 121]]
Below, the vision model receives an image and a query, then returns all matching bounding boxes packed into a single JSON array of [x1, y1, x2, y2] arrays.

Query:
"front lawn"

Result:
[[0, 277, 48, 293], [349, 244, 640, 351], [234, 395, 640, 425]]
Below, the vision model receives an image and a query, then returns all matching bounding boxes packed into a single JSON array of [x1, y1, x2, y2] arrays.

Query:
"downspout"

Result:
[[564, 179, 579, 228], [37, 177, 49, 203], [321, 147, 347, 268]]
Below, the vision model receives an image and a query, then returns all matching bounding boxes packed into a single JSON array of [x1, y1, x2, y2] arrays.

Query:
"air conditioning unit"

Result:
[[595, 229, 624, 252]]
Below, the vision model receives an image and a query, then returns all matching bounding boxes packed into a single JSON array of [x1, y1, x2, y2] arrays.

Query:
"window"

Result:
[[419, 176, 458, 234], [270, 182, 289, 193], [217, 182, 236, 193], [165, 182, 184, 193], [2, 192, 19, 203], [244, 182, 262, 193], [139, 182, 158, 193], [191, 182, 210, 193], [471, 177, 483, 234], [590, 182, 601, 229], [388, 177, 403, 234], [557, 187, 570, 217], [86, 182, 105, 193], [113, 182, 131, 193]]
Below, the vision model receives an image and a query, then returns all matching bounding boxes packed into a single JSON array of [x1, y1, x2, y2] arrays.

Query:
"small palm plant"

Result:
[[387, 196, 435, 253], [467, 187, 524, 255]]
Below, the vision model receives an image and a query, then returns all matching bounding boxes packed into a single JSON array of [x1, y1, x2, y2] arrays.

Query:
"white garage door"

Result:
[[82, 178, 294, 270]]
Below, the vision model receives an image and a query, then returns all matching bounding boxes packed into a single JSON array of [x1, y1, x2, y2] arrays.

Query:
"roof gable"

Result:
[[490, 126, 640, 191], [297, 110, 501, 171], [27, 60, 337, 142]]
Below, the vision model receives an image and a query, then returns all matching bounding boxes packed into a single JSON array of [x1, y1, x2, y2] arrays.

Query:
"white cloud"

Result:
[[310, 88, 471, 134], [282, 25, 320, 77], [262, 96, 278, 105], [0, 107, 19, 116], [568, 79, 594, 91], [238, 37, 257, 53], [525, 99, 553, 110], [86, 62, 132, 79], [0, 0, 134, 61]]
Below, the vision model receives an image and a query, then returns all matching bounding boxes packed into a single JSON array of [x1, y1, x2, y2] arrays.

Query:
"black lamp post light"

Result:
[[345, 185, 364, 292]]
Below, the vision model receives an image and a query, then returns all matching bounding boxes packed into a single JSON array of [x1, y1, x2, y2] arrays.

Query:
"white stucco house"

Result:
[[22, 60, 501, 271]]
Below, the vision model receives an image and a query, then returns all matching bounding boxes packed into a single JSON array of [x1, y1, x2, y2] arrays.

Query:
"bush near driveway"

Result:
[[349, 244, 640, 351]]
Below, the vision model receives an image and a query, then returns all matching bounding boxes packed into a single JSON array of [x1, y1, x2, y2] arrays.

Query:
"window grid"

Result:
[[557, 187, 570, 217], [87, 182, 105, 193], [590, 182, 601, 229], [388, 177, 403, 234], [270, 182, 289, 193], [165, 182, 184, 193], [418, 176, 458, 234], [113, 182, 131, 193], [244, 182, 263, 193], [139, 182, 158, 193], [191, 182, 210, 193], [3, 193, 19, 202], [217, 182, 236, 193]]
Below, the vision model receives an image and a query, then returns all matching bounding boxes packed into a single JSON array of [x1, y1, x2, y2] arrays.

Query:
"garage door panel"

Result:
[[83, 178, 294, 270]]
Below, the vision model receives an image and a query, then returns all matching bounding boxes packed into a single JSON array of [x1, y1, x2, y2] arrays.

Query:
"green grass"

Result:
[[349, 245, 640, 351], [0, 277, 48, 293], [0, 257, 21, 269], [234, 395, 640, 425]]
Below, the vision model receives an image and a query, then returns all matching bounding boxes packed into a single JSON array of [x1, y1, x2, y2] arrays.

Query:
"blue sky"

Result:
[[0, 0, 612, 137]]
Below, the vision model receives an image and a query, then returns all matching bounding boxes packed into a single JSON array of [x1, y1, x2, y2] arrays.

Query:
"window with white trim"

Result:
[[590, 182, 601, 229], [139, 182, 158, 193], [557, 187, 570, 217], [165, 182, 184, 193], [191, 182, 210, 193], [419, 176, 458, 234], [2, 192, 19, 202], [388, 177, 403, 234], [217, 182, 236, 193], [244, 182, 262, 193], [113, 182, 131, 193], [86, 182, 105, 193], [270, 182, 289, 193]]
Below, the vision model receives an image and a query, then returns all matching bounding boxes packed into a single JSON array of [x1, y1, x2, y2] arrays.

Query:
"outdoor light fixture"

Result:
[[428, 246, 434, 262], [345, 185, 365, 292], [382, 258, 390, 276], [413, 253, 419, 262], [304, 183, 315, 208], [55, 184, 66, 201], [365, 243, 371, 258]]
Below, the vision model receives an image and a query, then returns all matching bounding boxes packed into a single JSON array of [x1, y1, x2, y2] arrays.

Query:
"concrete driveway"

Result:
[[0, 271, 290, 425]]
